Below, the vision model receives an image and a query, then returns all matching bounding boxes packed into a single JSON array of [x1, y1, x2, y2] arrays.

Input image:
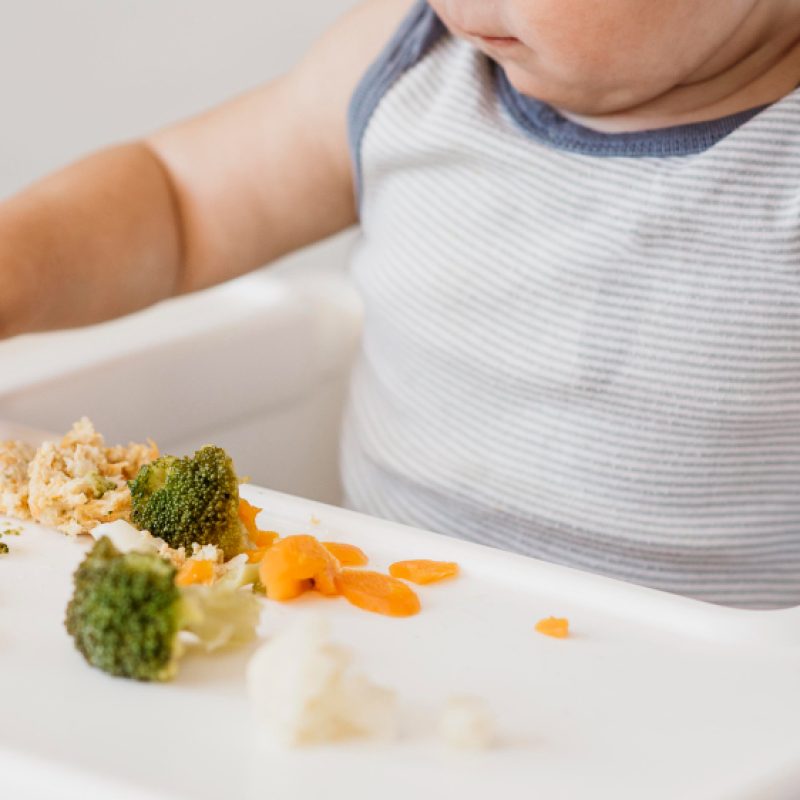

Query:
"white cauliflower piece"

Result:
[[180, 584, 261, 652], [247, 616, 397, 746], [215, 553, 259, 590], [90, 520, 161, 554]]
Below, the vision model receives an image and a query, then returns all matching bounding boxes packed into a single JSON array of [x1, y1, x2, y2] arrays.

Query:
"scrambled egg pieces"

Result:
[[0, 417, 157, 536]]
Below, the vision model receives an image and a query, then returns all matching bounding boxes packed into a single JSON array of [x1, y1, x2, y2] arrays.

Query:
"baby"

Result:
[[2, 0, 800, 608]]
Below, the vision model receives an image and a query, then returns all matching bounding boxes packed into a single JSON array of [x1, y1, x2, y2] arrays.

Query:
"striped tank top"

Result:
[[340, 1, 800, 609]]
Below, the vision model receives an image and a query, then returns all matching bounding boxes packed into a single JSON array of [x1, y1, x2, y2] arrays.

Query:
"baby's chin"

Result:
[[500, 62, 651, 117]]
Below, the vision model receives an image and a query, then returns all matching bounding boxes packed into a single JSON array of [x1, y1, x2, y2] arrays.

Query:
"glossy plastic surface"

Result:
[[2, 485, 800, 800]]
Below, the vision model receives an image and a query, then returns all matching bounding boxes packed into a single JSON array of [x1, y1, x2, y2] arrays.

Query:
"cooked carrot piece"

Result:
[[259, 535, 315, 583], [266, 576, 313, 601], [259, 535, 340, 600], [312, 567, 339, 596], [336, 569, 421, 617], [244, 548, 269, 564], [322, 542, 369, 567], [535, 617, 569, 639], [250, 529, 279, 548], [238, 498, 263, 538], [389, 559, 459, 585], [175, 559, 215, 587], [239, 498, 279, 548], [276, 535, 334, 579], [312, 549, 341, 597]]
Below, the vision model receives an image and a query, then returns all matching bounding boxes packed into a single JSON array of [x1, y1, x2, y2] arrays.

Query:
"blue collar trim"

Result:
[[495, 65, 769, 158]]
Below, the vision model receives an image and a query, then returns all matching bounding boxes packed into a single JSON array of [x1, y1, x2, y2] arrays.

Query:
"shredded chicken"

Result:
[[0, 440, 36, 519], [0, 418, 157, 536], [156, 541, 225, 571]]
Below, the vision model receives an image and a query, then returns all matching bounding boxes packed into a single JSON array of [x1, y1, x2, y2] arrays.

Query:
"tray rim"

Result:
[[240, 485, 800, 649]]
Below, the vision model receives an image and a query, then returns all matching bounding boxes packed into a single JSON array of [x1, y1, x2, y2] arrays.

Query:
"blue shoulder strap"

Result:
[[347, 1, 447, 207]]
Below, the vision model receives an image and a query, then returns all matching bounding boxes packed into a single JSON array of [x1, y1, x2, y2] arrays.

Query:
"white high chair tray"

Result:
[[2, 485, 799, 800]]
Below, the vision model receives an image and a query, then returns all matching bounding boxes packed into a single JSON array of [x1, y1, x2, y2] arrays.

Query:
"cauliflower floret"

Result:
[[90, 520, 161, 554], [247, 616, 397, 746]]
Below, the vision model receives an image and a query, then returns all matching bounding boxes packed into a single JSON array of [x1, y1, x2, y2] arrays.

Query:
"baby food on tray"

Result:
[[1, 419, 493, 748], [0, 417, 157, 535]]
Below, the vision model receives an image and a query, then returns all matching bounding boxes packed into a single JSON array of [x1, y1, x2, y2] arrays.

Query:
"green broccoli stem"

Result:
[[179, 584, 261, 652]]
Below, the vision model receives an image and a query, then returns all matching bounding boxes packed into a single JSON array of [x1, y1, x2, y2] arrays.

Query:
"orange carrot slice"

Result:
[[313, 570, 338, 596], [244, 548, 269, 564], [535, 617, 569, 639], [389, 559, 459, 585], [175, 559, 215, 587], [259, 535, 340, 600], [239, 498, 279, 548], [323, 542, 369, 567], [267, 576, 313, 601], [238, 498, 262, 538], [336, 569, 421, 617], [250, 529, 279, 548]]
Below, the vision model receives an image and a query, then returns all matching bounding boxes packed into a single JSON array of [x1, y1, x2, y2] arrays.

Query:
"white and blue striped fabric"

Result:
[[340, 1, 800, 609]]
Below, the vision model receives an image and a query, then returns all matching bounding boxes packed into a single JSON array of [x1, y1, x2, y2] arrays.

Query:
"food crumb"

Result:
[[439, 695, 494, 750], [535, 616, 569, 639], [0, 542, 9, 554], [389, 559, 459, 584], [310, 514, 320, 525]]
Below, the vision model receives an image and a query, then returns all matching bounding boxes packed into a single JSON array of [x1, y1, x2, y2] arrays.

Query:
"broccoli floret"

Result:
[[128, 445, 244, 559], [65, 537, 260, 681], [0, 542, 8, 554]]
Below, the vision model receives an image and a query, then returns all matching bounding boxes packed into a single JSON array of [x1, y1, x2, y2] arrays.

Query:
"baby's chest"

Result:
[[354, 149, 800, 416]]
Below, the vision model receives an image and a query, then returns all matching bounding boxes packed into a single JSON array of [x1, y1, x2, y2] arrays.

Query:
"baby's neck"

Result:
[[563, 5, 800, 133]]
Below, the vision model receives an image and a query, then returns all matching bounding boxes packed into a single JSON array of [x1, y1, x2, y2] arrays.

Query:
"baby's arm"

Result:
[[0, 0, 412, 339]]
